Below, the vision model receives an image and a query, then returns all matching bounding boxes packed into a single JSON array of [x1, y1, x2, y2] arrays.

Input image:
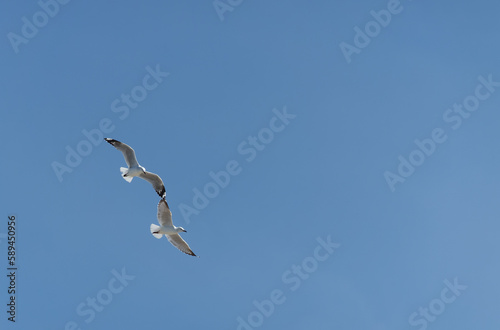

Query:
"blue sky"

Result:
[[2, 1, 500, 329]]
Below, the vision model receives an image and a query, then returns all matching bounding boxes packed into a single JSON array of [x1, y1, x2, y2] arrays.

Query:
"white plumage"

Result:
[[150, 199, 197, 257], [104, 138, 166, 198]]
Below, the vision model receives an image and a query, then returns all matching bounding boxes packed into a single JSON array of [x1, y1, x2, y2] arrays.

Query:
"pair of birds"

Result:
[[104, 138, 197, 257]]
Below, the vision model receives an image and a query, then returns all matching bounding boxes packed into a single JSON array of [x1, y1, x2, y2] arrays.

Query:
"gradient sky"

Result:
[[2, 1, 500, 329]]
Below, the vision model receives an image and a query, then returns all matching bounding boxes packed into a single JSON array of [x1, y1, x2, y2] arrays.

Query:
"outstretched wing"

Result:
[[104, 138, 139, 168], [157, 199, 173, 227], [139, 171, 166, 198], [166, 234, 197, 257]]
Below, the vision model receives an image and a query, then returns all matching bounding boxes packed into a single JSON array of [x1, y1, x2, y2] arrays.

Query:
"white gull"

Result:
[[104, 138, 166, 198], [150, 199, 197, 257]]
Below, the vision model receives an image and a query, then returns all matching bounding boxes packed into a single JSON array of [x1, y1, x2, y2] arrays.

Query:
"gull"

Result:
[[104, 138, 166, 198], [150, 199, 197, 257]]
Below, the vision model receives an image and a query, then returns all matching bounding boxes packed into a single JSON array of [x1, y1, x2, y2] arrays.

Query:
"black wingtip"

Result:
[[104, 138, 118, 144], [157, 187, 166, 198]]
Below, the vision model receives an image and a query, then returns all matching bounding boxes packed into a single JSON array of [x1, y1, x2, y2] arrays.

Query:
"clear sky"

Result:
[[1, 1, 500, 329]]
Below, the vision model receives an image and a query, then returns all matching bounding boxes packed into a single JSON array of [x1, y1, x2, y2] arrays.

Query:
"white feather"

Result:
[[120, 167, 133, 183], [150, 224, 162, 239]]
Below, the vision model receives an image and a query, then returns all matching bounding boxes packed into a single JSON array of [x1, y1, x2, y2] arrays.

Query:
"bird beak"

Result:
[[183, 229, 187, 233]]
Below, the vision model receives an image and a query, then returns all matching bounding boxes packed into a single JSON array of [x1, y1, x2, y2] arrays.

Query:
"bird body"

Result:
[[150, 223, 183, 236], [120, 165, 145, 182]]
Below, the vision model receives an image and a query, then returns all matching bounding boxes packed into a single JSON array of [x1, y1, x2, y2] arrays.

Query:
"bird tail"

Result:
[[120, 167, 133, 182], [150, 224, 163, 239]]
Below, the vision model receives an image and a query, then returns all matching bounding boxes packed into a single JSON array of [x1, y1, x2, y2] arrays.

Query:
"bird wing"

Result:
[[104, 138, 139, 168], [139, 171, 166, 198], [166, 234, 197, 257], [157, 199, 173, 227]]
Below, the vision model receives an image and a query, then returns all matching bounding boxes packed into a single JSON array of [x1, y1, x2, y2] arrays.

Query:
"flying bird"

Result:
[[104, 138, 166, 198], [150, 199, 197, 257]]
